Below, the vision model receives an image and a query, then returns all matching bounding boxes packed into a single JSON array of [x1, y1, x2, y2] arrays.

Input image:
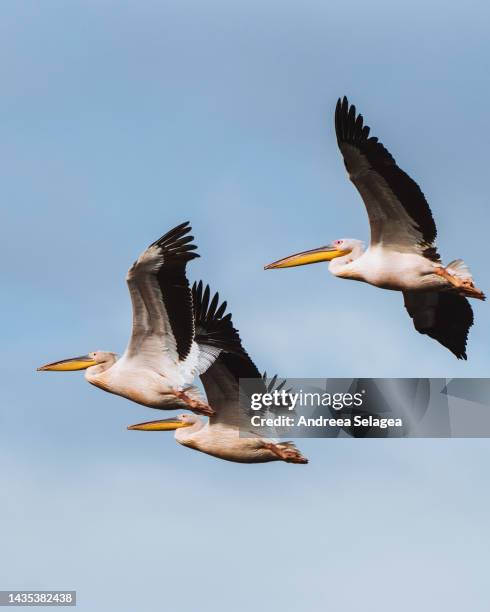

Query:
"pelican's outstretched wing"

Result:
[[201, 352, 263, 427], [335, 96, 439, 260], [192, 281, 245, 375], [192, 282, 291, 430], [125, 222, 199, 365], [194, 288, 263, 427], [403, 291, 474, 359]]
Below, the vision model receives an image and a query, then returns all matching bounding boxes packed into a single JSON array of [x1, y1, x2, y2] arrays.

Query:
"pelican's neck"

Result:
[[85, 357, 117, 385], [328, 242, 365, 278], [175, 419, 205, 444]]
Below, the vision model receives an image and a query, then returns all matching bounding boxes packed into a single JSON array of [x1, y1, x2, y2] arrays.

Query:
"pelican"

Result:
[[265, 97, 485, 359], [128, 281, 308, 465], [37, 222, 237, 415]]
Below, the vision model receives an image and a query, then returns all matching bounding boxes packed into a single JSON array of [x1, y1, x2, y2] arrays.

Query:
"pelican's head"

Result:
[[127, 413, 200, 432], [37, 350, 117, 372], [264, 239, 360, 270]]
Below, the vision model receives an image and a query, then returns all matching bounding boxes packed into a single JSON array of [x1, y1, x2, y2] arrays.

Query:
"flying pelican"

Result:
[[128, 281, 308, 464], [37, 222, 237, 415], [265, 97, 485, 359]]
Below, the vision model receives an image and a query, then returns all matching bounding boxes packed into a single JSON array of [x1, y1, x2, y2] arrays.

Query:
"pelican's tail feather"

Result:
[[446, 260, 486, 301], [446, 259, 473, 282]]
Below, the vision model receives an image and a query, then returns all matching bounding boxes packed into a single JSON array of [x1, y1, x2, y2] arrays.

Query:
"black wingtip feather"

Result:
[[194, 283, 271, 392], [150, 221, 200, 264], [193, 282, 246, 356], [146, 222, 200, 361], [404, 291, 473, 360], [334, 96, 437, 246]]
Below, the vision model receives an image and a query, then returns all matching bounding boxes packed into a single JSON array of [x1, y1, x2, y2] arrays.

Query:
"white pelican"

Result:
[[37, 222, 236, 415], [265, 97, 485, 359], [128, 281, 308, 465]]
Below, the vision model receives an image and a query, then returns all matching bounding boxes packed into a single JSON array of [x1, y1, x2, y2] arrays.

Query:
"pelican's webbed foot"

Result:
[[263, 441, 308, 464], [434, 265, 462, 286], [434, 266, 485, 300], [175, 390, 215, 416]]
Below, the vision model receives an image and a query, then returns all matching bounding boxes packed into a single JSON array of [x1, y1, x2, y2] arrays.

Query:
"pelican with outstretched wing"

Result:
[[38, 222, 227, 415], [128, 282, 308, 464], [265, 97, 485, 359]]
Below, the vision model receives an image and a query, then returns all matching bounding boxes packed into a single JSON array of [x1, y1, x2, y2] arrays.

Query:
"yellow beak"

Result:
[[264, 245, 351, 269], [127, 418, 192, 432], [37, 355, 97, 372]]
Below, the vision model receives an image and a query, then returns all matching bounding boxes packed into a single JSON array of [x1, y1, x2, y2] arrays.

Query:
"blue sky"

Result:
[[1, 0, 490, 610]]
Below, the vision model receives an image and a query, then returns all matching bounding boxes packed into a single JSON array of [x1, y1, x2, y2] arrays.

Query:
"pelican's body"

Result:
[[173, 416, 293, 464], [329, 243, 444, 291], [38, 222, 237, 415], [129, 282, 308, 465], [265, 97, 485, 359], [83, 348, 201, 410]]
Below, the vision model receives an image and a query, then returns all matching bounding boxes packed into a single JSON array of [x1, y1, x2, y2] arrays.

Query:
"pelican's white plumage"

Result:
[[266, 97, 485, 359], [128, 282, 308, 465], [38, 222, 229, 415]]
